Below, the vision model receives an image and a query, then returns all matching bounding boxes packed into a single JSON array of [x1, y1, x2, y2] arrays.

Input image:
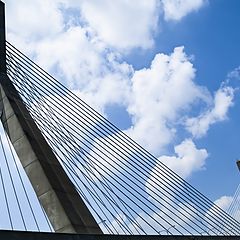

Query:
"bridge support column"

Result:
[[0, 1, 102, 234]]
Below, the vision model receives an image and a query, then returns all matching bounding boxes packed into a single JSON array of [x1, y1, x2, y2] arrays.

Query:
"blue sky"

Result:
[[3, 0, 240, 221], [124, 0, 240, 202], [143, 0, 240, 200], [156, 0, 240, 199]]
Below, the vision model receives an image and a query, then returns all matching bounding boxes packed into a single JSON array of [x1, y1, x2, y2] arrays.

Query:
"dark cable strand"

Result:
[[0, 135, 14, 230], [4, 40, 240, 234], [5, 48, 238, 234], [5, 62, 234, 235]]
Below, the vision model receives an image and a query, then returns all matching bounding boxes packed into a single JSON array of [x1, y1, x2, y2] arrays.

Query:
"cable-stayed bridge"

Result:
[[0, 1, 239, 239]]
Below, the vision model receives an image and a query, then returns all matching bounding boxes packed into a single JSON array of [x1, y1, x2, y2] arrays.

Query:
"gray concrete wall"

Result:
[[0, 85, 74, 233]]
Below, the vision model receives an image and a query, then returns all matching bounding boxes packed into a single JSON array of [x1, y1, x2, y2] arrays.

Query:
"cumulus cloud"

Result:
[[145, 139, 207, 187], [34, 27, 103, 84], [6, 0, 160, 51], [33, 25, 133, 113], [159, 139, 208, 179], [5, 0, 63, 41], [126, 46, 208, 155], [186, 86, 234, 138], [79, 0, 160, 50], [3, 0, 240, 234], [86, 132, 131, 180], [215, 189, 240, 222], [161, 0, 206, 21], [144, 139, 208, 230], [204, 195, 237, 233], [5, 0, 136, 114], [227, 66, 240, 80], [72, 56, 133, 113], [4, 0, 232, 182], [214, 196, 233, 212]]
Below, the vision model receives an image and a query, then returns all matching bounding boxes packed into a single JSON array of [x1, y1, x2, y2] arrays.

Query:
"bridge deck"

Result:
[[0, 230, 239, 240]]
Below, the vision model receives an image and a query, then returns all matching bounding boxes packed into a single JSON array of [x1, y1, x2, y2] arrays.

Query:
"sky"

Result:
[[2, 0, 240, 217]]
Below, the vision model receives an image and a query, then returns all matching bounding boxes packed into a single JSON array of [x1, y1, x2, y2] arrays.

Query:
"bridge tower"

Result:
[[1, 1, 240, 238], [0, 1, 102, 234]]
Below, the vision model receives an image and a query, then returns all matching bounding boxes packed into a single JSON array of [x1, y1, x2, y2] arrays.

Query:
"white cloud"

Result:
[[27, 28, 133, 114], [214, 196, 233, 212], [5, 0, 63, 41], [5, 0, 207, 52], [162, 0, 206, 21], [5, 0, 210, 127], [186, 86, 234, 138], [147, 139, 208, 184], [225, 66, 240, 91], [204, 195, 236, 233], [126, 46, 208, 155], [5, 0, 160, 50], [72, 56, 133, 113], [86, 132, 131, 180], [215, 191, 240, 223], [79, 0, 160, 50], [4, 0, 231, 183], [34, 26, 104, 87], [159, 139, 208, 179], [3, 0, 240, 234], [227, 66, 240, 81], [144, 139, 208, 229]]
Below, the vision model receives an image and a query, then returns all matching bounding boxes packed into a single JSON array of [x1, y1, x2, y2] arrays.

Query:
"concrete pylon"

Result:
[[236, 160, 240, 172], [0, 1, 102, 234]]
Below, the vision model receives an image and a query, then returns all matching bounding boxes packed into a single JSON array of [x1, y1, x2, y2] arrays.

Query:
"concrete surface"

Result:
[[0, 74, 102, 234]]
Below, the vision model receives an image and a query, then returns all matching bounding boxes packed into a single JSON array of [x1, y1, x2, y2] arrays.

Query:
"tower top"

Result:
[[0, 0, 6, 74], [237, 160, 240, 172]]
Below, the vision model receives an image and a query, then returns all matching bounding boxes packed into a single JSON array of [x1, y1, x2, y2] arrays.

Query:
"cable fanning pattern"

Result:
[[0, 122, 53, 232], [3, 41, 240, 235], [228, 183, 240, 222]]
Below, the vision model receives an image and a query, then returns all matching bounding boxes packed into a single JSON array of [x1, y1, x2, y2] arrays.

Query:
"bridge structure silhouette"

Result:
[[0, 1, 239, 239]]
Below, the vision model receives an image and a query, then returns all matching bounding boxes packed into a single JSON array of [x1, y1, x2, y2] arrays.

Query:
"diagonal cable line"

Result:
[[228, 183, 240, 222], [5, 53, 236, 234], [2, 41, 240, 235], [4, 62, 234, 233], [0, 134, 27, 230], [4, 41, 239, 234], [5, 55, 236, 234], [6, 41, 239, 234], [0, 140, 13, 230], [0, 121, 54, 232]]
